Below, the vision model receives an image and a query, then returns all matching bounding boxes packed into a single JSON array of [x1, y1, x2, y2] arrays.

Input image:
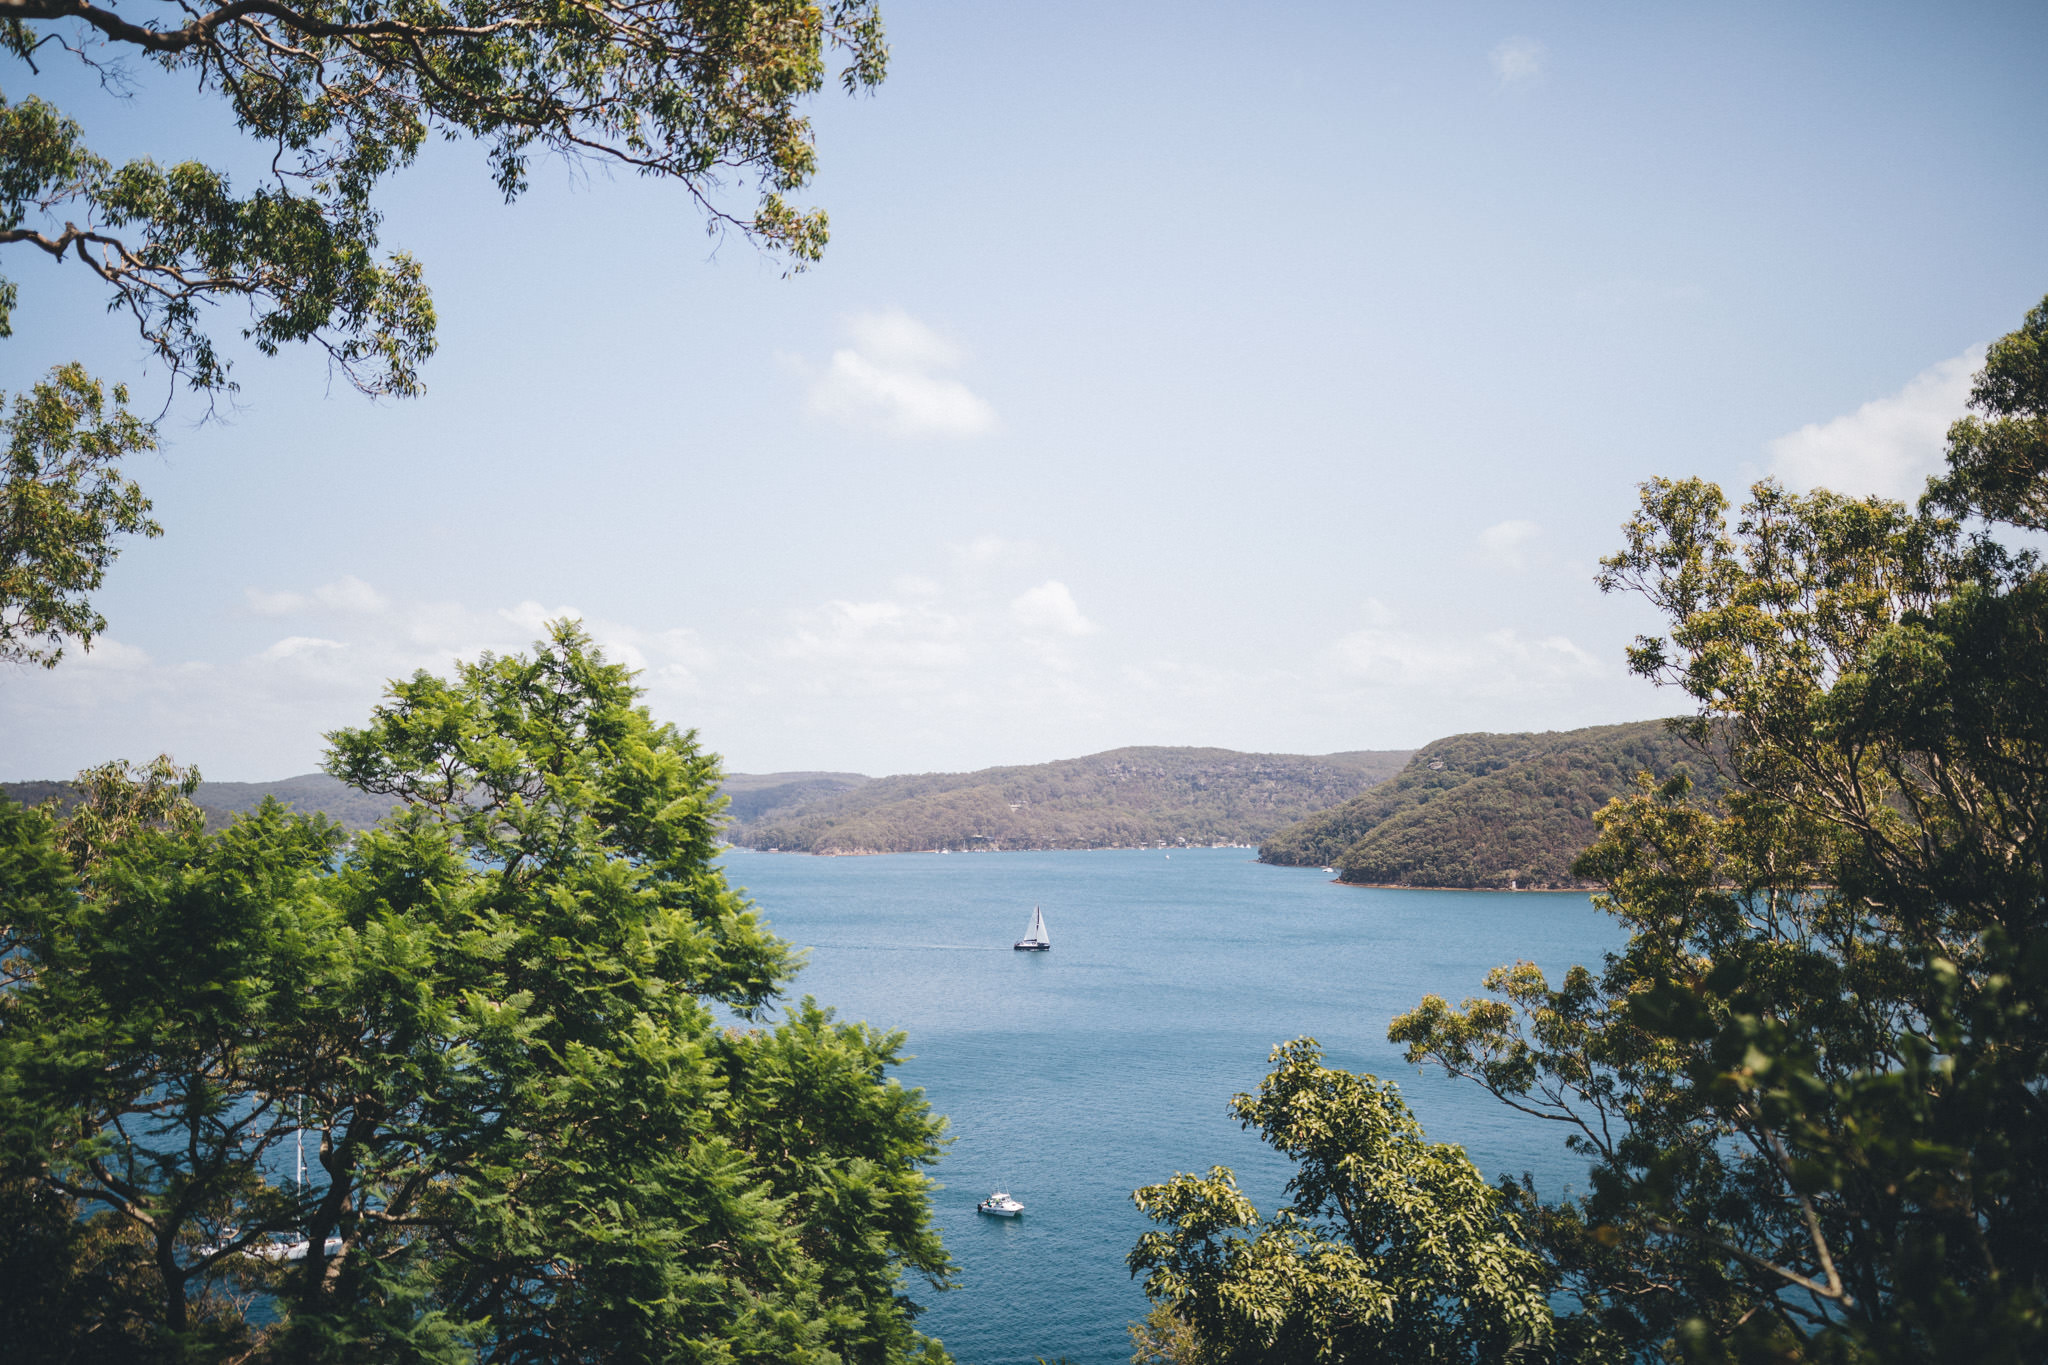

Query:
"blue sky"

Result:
[[5, 0, 2045, 780]]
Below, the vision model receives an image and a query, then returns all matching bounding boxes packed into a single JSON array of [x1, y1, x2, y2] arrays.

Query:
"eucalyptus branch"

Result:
[[1, 0, 529, 53], [1647, 1219, 1855, 1307]]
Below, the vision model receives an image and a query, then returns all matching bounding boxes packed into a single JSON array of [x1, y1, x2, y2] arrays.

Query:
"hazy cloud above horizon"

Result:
[[1478, 519, 1542, 570], [1010, 581, 1099, 637], [1769, 347, 1984, 500], [803, 311, 996, 438], [1490, 37, 1546, 84], [0, 564, 1657, 780]]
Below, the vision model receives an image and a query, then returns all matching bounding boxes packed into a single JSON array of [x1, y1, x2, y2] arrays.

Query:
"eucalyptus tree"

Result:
[[0, 364, 155, 666], [1134, 295, 2048, 1362], [0, 0, 886, 658], [2, 0, 886, 396], [1399, 299, 2048, 1361], [0, 622, 955, 1363]]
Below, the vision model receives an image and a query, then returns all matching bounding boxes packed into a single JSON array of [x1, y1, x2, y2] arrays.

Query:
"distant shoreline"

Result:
[[723, 844, 1259, 857], [1332, 879, 1593, 894], [721, 844, 1593, 892]]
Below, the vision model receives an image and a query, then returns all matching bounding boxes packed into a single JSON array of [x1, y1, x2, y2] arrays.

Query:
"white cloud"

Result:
[[1010, 581, 1099, 637], [805, 312, 996, 438], [245, 575, 388, 617], [67, 637, 154, 671], [261, 636, 345, 661], [1478, 519, 1541, 570], [1490, 37, 1545, 85], [315, 576, 387, 613], [953, 534, 1032, 568], [2, 560, 1655, 785], [245, 587, 307, 616], [1327, 622, 1601, 695], [0, 579, 719, 780], [777, 598, 970, 691], [499, 600, 583, 637], [1768, 347, 1983, 500]]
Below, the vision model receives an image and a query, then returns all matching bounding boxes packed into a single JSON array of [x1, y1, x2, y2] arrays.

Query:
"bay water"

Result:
[[719, 846, 1625, 1365]]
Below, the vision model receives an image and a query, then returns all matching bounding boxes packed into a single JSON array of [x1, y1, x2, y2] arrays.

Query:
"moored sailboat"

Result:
[[1013, 905, 1051, 951]]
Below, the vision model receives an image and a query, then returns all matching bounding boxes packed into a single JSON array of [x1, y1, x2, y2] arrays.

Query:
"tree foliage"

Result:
[[0, 362, 157, 666], [3, 0, 887, 396], [1397, 299, 2048, 1360], [1128, 1039, 1553, 1364], [0, 622, 954, 1364], [1143, 295, 2048, 1362], [1, 0, 885, 669]]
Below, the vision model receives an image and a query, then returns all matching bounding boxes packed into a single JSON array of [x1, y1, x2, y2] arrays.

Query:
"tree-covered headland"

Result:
[[1129, 296, 2048, 1363], [1259, 720, 1732, 889], [0, 623, 955, 1363]]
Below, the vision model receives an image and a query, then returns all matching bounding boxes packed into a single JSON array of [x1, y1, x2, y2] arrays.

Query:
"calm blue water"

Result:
[[719, 846, 1624, 1365]]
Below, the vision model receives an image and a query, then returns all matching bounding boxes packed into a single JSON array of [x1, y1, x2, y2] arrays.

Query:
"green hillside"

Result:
[[718, 771, 871, 825], [1259, 721, 1728, 889], [191, 774, 402, 829], [2, 773, 400, 831], [724, 746, 1414, 854], [5, 771, 852, 834]]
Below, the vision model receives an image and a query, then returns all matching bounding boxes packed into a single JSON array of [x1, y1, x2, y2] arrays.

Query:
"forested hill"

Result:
[[1, 772, 861, 833], [1, 774, 400, 831], [1258, 720, 1730, 889], [718, 771, 870, 825], [721, 747, 1414, 854]]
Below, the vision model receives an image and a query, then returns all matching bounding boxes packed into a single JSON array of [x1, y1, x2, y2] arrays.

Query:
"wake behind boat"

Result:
[[977, 1192, 1024, 1217], [1013, 905, 1051, 951]]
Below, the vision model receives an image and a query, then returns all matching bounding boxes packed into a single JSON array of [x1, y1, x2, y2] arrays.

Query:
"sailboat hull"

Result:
[[1012, 941, 1050, 951]]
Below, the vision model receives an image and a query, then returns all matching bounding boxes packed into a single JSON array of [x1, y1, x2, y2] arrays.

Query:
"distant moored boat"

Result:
[[978, 1191, 1025, 1217], [1013, 905, 1051, 951]]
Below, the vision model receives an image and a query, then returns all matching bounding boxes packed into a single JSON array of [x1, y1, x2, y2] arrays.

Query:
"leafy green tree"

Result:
[[1389, 299, 2048, 1362], [1140, 294, 2048, 1363], [0, 364, 158, 666], [1926, 295, 2048, 529], [0, 622, 954, 1363], [1127, 1039, 1552, 1364]]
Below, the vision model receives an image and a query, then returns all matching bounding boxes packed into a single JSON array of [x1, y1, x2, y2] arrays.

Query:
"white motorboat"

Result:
[[1013, 905, 1051, 951], [977, 1191, 1025, 1217]]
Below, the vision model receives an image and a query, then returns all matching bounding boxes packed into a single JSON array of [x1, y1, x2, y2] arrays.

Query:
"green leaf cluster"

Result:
[[0, 364, 158, 667], [1260, 721, 1730, 889], [1127, 1039, 1552, 1364], [0, 621, 954, 1364], [4, 0, 886, 396]]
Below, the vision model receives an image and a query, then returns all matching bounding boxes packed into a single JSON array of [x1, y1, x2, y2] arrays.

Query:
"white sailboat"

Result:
[[1013, 905, 1051, 951]]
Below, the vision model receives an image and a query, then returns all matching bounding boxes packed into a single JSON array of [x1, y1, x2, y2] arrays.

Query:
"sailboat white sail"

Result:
[[1013, 905, 1051, 951]]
